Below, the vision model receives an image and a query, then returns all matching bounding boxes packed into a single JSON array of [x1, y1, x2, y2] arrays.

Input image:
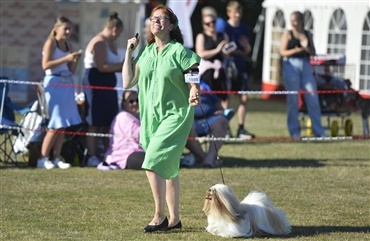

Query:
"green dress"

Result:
[[135, 40, 200, 179]]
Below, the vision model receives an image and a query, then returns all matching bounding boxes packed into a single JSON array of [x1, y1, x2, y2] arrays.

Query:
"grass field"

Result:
[[1, 98, 369, 240]]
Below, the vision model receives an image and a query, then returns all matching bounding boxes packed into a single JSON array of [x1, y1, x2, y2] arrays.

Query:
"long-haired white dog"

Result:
[[203, 184, 292, 238]]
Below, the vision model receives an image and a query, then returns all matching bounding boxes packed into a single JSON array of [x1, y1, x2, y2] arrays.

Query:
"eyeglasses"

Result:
[[126, 99, 138, 104], [203, 20, 216, 26], [149, 16, 169, 23]]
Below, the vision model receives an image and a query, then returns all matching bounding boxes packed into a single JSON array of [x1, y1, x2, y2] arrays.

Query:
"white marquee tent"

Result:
[[261, 0, 370, 98]]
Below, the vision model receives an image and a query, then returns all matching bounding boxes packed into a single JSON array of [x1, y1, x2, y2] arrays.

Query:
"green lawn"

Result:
[[1, 98, 369, 240]]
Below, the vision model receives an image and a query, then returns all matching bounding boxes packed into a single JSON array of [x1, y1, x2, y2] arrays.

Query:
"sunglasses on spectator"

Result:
[[203, 20, 216, 26], [126, 99, 139, 104]]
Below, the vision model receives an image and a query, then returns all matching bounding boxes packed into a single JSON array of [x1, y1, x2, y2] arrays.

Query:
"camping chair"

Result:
[[13, 101, 43, 155], [0, 78, 31, 165]]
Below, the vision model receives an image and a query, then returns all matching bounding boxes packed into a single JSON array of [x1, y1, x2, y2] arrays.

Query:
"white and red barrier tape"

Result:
[[1, 78, 368, 95], [1, 78, 369, 142], [1, 123, 369, 143]]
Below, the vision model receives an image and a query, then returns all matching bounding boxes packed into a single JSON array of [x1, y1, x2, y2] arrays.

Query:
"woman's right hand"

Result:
[[189, 85, 200, 106], [295, 46, 309, 54], [127, 34, 140, 52], [66, 50, 82, 62], [216, 40, 227, 53]]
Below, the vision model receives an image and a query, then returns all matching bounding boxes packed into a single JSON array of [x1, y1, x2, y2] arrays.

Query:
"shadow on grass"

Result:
[[156, 225, 370, 237], [0, 162, 29, 169], [219, 157, 326, 168], [215, 156, 370, 168], [289, 225, 370, 237]]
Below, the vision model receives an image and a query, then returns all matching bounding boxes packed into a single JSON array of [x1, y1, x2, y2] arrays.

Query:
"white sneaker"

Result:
[[37, 157, 54, 170], [87, 156, 100, 167], [53, 157, 71, 169]]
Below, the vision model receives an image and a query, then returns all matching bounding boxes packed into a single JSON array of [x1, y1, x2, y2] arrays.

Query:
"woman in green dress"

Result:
[[122, 5, 200, 232]]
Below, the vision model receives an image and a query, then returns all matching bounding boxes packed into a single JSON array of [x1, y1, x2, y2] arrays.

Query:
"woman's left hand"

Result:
[[189, 86, 200, 106]]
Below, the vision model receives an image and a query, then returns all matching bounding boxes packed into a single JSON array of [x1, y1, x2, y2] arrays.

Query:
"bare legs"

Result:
[[146, 170, 166, 225], [41, 128, 65, 158], [87, 126, 98, 157], [166, 176, 180, 226], [146, 170, 180, 227], [237, 94, 248, 126], [186, 127, 207, 161], [86, 125, 110, 157], [186, 117, 228, 166]]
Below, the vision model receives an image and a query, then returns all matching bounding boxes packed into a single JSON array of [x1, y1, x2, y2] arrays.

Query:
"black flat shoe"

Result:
[[167, 221, 182, 231], [143, 217, 168, 233]]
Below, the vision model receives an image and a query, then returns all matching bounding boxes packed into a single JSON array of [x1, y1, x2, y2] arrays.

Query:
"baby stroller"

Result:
[[299, 54, 359, 137]]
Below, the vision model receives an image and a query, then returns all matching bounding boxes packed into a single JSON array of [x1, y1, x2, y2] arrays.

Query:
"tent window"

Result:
[[270, 9, 285, 85], [360, 11, 370, 90], [327, 9, 347, 79], [303, 10, 314, 33], [327, 9, 347, 54]]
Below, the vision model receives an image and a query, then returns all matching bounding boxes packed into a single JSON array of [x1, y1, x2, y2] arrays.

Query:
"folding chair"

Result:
[[0, 118, 20, 164], [13, 101, 43, 155], [0, 78, 31, 165]]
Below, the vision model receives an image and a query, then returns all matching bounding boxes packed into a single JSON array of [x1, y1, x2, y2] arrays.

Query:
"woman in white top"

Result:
[[83, 12, 124, 167], [37, 16, 82, 169]]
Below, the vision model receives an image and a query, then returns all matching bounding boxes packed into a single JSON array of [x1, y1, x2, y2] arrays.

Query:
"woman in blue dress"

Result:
[[38, 16, 82, 169]]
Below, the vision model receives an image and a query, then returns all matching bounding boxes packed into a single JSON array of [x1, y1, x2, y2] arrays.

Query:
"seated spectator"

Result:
[[181, 81, 232, 168], [97, 90, 145, 170]]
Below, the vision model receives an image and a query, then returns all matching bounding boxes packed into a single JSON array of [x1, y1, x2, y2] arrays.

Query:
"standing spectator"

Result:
[[224, 0, 255, 139], [196, 8, 230, 109], [83, 12, 124, 167], [122, 5, 200, 232], [37, 16, 82, 169], [280, 11, 325, 138], [200, 6, 234, 138], [97, 90, 145, 170]]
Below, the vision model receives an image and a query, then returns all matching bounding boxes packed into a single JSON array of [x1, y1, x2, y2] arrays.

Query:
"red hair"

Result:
[[147, 5, 183, 45]]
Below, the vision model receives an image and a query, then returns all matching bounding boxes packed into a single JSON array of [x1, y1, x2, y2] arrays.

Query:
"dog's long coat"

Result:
[[203, 184, 291, 238]]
